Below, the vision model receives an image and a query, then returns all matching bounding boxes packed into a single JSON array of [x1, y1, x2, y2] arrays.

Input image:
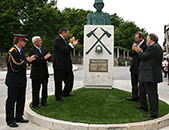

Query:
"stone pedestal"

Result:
[[83, 25, 114, 89]]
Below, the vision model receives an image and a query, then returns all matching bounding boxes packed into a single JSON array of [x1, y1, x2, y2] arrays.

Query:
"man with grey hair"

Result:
[[28, 36, 51, 109], [135, 33, 163, 118]]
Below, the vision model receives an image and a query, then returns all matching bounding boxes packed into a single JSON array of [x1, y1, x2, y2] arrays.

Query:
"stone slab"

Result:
[[83, 25, 114, 89]]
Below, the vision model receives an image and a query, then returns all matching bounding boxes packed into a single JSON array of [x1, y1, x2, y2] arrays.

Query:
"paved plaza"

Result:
[[0, 64, 169, 129]]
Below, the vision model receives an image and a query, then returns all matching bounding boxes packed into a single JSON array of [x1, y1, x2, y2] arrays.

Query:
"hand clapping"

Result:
[[134, 45, 143, 53], [70, 37, 78, 46], [27, 55, 37, 63], [44, 52, 51, 60]]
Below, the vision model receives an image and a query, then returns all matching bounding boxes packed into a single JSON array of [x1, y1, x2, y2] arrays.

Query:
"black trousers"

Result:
[[139, 82, 147, 108], [139, 82, 158, 116], [130, 72, 139, 99], [54, 69, 74, 100], [31, 78, 48, 107], [6, 87, 26, 124]]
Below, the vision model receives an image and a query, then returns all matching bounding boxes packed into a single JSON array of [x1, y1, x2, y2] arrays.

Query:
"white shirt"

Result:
[[34, 45, 42, 54], [149, 42, 155, 46], [59, 35, 74, 48], [138, 39, 144, 46]]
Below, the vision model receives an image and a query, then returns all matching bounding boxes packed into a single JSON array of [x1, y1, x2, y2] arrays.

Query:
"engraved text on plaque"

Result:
[[89, 59, 108, 72]]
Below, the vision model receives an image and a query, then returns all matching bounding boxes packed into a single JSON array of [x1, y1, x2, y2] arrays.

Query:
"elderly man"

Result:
[[5, 34, 36, 127], [28, 36, 51, 109], [135, 33, 163, 118]]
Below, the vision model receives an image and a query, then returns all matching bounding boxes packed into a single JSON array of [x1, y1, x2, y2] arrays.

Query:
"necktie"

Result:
[[38, 47, 42, 54], [64, 39, 67, 44], [20, 50, 23, 55]]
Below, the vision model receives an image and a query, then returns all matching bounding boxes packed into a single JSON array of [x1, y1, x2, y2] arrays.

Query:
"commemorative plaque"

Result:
[[89, 59, 108, 72]]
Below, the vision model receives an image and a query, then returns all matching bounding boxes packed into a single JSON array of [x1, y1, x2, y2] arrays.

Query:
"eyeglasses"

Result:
[[36, 40, 42, 42]]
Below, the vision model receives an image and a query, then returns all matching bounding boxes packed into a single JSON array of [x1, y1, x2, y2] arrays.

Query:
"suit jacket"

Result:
[[129, 40, 147, 74], [138, 42, 163, 83], [53, 35, 73, 71], [5, 46, 29, 88], [28, 46, 50, 79]]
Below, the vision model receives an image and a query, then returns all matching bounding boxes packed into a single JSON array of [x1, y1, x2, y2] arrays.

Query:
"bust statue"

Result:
[[87, 0, 111, 25]]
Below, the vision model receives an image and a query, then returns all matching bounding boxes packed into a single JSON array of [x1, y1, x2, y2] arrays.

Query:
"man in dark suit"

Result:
[[53, 27, 78, 101], [126, 32, 147, 101], [135, 33, 163, 118], [5, 34, 36, 127], [28, 36, 51, 109]]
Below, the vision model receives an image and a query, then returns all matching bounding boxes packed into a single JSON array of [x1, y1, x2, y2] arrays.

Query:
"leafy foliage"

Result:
[[0, 0, 148, 55]]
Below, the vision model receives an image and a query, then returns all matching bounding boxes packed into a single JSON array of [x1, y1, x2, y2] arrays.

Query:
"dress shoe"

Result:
[[63, 93, 75, 97], [15, 119, 29, 123], [143, 113, 157, 118], [41, 103, 49, 106], [135, 105, 148, 111], [126, 97, 138, 101], [32, 105, 40, 109], [7, 122, 18, 127], [56, 98, 65, 101]]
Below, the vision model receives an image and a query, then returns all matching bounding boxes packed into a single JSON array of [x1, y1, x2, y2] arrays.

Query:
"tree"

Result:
[[61, 8, 92, 56], [0, 0, 22, 55], [61, 8, 92, 45], [0, 0, 61, 55], [0, 1, 148, 57], [111, 14, 148, 50], [16, 0, 62, 53]]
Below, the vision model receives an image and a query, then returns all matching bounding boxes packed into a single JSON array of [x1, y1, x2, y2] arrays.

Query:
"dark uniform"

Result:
[[5, 34, 29, 127]]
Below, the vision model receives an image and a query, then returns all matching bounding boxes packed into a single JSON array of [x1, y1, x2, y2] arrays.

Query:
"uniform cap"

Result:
[[94, 0, 104, 4], [13, 34, 28, 41], [94, 0, 104, 8]]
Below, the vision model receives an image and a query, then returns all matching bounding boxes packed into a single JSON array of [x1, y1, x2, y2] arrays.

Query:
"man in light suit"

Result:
[[126, 32, 147, 101], [53, 27, 78, 101], [135, 33, 163, 118], [28, 36, 51, 109]]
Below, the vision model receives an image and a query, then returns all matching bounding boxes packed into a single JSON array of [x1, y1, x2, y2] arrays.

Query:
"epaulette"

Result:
[[9, 47, 15, 53]]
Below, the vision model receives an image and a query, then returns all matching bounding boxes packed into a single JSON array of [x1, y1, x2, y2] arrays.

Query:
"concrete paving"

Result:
[[0, 63, 169, 130]]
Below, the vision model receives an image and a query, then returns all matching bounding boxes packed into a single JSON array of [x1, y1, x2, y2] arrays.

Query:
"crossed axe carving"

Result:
[[86, 27, 112, 55]]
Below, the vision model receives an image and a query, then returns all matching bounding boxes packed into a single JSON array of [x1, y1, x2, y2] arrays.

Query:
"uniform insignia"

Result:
[[9, 47, 15, 53], [8, 47, 25, 72], [15, 48, 18, 52], [9, 47, 18, 53]]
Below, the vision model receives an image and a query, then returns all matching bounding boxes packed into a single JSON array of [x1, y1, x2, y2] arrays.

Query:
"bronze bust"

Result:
[[87, 0, 111, 25]]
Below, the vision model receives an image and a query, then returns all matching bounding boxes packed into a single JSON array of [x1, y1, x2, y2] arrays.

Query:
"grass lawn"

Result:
[[30, 88, 169, 124]]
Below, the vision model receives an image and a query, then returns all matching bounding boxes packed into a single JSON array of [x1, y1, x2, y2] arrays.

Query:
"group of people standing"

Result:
[[5, 27, 163, 128], [5, 27, 78, 127], [126, 32, 163, 118]]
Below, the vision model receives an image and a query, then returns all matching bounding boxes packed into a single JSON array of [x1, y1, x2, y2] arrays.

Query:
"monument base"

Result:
[[83, 25, 114, 89], [85, 85, 113, 89]]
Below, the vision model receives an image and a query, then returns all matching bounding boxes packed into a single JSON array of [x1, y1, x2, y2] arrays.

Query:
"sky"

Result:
[[57, 0, 169, 47]]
